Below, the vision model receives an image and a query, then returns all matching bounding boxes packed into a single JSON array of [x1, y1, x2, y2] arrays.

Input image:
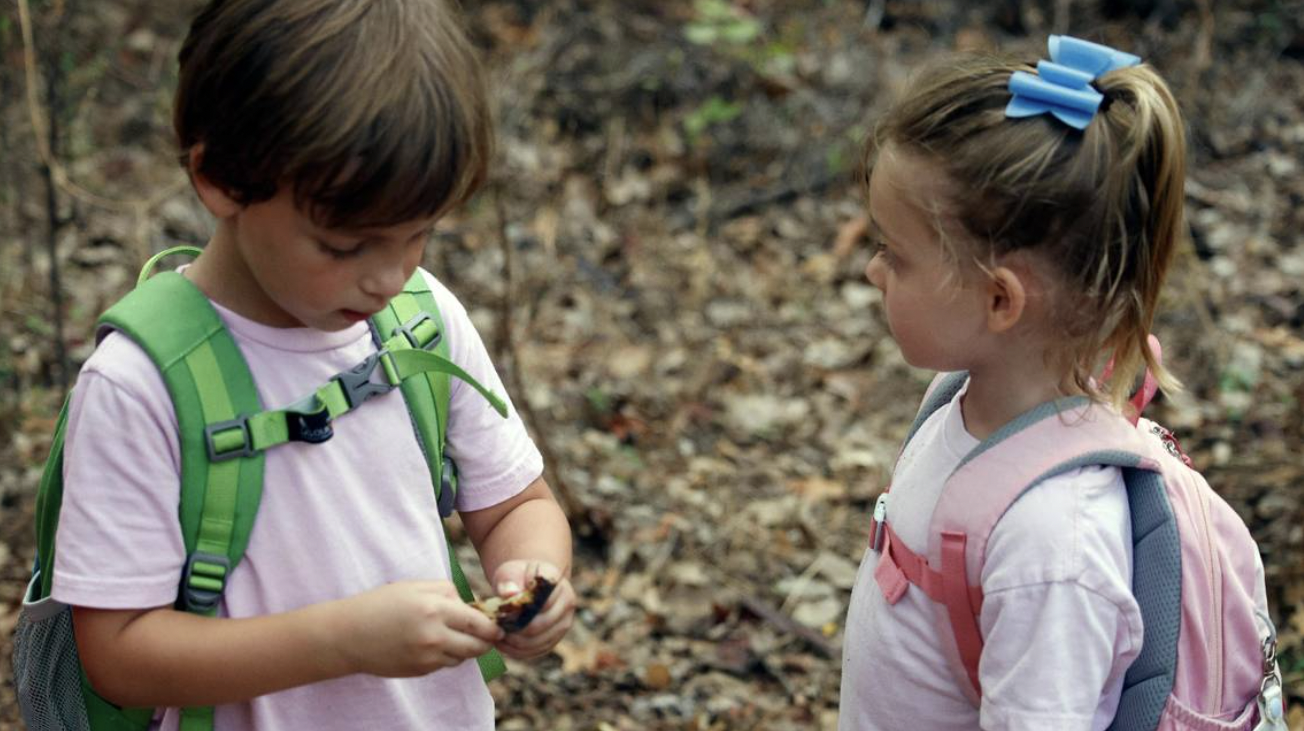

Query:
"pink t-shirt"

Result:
[[839, 384, 1144, 730], [53, 268, 544, 730]]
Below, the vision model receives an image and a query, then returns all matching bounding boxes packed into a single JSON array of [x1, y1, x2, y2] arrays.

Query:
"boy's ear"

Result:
[[984, 264, 1028, 334], [187, 145, 242, 219]]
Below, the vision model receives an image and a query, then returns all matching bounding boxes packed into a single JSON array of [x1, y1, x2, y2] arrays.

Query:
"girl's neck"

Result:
[[959, 351, 1073, 441]]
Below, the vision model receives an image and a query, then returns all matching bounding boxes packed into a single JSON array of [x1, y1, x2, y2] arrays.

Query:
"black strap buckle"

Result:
[[334, 352, 396, 408], [179, 551, 231, 613], [286, 406, 334, 444], [394, 312, 442, 351], [204, 417, 255, 463]]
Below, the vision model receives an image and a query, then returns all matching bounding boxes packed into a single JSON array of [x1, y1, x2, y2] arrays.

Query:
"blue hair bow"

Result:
[[1005, 35, 1141, 130]]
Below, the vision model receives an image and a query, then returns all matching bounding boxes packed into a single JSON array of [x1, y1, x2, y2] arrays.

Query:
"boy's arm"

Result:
[[73, 580, 502, 708], [460, 476, 575, 658], [461, 477, 571, 579]]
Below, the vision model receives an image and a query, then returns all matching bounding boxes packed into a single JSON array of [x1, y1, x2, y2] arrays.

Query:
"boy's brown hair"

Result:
[[175, 0, 492, 229], [864, 53, 1188, 410]]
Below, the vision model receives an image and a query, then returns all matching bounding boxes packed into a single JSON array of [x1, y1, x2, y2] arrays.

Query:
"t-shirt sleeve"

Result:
[[421, 270, 544, 511], [51, 333, 187, 610], [976, 466, 1144, 731], [977, 582, 1141, 731]]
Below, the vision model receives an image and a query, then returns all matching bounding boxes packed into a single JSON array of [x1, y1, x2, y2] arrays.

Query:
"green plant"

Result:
[[684, 0, 761, 46], [683, 95, 743, 146]]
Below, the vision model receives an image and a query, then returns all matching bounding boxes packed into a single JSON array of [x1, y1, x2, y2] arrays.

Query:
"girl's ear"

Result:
[[187, 145, 242, 219], [984, 264, 1028, 334]]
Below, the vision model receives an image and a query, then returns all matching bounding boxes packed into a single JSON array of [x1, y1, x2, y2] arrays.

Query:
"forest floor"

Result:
[[0, 1, 1302, 728]]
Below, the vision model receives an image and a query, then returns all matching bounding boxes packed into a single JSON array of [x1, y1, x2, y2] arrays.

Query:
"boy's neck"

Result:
[[186, 223, 296, 328]]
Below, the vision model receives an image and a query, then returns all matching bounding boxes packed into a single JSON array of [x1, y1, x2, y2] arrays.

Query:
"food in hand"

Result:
[[473, 576, 556, 632]]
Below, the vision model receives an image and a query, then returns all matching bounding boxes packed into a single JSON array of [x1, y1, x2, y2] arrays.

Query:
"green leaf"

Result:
[[720, 17, 761, 45], [684, 23, 718, 45]]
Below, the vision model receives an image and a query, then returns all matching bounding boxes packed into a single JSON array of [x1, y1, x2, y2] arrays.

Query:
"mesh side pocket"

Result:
[[11, 578, 92, 731]]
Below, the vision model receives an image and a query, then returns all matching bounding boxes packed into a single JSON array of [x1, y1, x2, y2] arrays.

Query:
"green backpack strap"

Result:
[[101, 271, 267, 614], [368, 271, 508, 682], [47, 260, 264, 731]]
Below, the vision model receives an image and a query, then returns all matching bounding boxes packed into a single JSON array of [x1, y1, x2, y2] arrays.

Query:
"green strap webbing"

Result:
[[101, 273, 265, 574], [370, 273, 507, 682], [204, 346, 507, 460], [101, 271, 266, 731], [33, 397, 71, 599]]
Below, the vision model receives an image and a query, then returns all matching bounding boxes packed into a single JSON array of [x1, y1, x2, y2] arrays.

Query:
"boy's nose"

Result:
[[362, 261, 409, 301]]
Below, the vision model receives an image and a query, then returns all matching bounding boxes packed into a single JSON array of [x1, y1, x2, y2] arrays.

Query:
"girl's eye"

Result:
[[872, 239, 894, 264]]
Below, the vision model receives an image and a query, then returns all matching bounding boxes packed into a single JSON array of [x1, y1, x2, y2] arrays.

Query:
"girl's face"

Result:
[[223, 186, 435, 331], [864, 146, 990, 371]]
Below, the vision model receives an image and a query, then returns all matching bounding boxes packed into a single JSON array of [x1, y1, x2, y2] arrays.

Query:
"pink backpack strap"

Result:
[[873, 385, 1162, 702], [934, 399, 1159, 698]]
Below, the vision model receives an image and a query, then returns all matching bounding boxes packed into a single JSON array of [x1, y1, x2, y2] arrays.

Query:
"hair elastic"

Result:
[[1005, 35, 1140, 130]]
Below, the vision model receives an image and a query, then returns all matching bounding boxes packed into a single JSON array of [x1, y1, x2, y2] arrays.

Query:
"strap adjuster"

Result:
[[394, 312, 442, 351], [437, 455, 458, 519], [179, 551, 231, 613], [205, 417, 255, 462], [334, 352, 397, 408]]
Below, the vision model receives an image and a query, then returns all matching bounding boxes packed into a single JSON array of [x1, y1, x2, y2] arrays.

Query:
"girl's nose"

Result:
[[865, 255, 885, 289]]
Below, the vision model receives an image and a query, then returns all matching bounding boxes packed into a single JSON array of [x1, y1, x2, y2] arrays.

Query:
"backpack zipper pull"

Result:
[[1253, 630, 1287, 731], [870, 493, 889, 552]]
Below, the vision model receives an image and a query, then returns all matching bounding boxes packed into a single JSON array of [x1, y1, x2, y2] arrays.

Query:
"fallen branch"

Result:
[[739, 595, 840, 659], [17, 0, 188, 268]]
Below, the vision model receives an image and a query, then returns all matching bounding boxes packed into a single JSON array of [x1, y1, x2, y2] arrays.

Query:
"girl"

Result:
[[839, 36, 1256, 729]]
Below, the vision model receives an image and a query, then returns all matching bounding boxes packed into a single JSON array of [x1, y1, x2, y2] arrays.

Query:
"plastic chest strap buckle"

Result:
[[334, 351, 398, 408], [179, 551, 231, 613]]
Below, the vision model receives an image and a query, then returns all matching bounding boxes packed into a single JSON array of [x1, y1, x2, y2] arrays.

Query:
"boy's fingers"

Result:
[[442, 632, 494, 660], [450, 603, 505, 640]]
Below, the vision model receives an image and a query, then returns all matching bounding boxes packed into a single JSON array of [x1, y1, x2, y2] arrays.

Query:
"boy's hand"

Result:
[[489, 561, 576, 660], [332, 580, 504, 678]]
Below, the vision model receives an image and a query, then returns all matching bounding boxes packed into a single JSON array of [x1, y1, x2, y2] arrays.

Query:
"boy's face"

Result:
[[220, 185, 436, 331], [863, 146, 989, 371]]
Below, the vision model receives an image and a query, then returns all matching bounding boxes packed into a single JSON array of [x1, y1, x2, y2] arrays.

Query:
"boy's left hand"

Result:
[[489, 560, 576, 660]]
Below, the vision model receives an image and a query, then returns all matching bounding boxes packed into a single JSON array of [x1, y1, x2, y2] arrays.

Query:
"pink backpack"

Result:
[[867, 364, 1286, 730]]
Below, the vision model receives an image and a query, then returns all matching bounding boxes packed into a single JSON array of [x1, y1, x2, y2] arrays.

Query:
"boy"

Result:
[[53, 1, 575, 728]]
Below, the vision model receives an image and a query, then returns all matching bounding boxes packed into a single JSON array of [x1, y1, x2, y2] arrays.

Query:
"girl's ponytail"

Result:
[[1087, 65, 1187, 409]]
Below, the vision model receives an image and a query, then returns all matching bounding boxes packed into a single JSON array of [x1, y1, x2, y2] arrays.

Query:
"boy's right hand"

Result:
[[331, 580, 504, 678]]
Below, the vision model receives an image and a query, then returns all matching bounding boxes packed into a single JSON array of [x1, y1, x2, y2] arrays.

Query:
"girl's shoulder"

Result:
[[984, 464, 1133, 599]]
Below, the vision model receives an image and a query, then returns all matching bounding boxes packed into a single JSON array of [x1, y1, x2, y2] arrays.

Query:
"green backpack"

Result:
[[13, 247, 509, 731]]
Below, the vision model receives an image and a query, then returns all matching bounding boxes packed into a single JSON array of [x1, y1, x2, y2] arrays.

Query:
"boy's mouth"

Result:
[[340, 309, 370, 323]]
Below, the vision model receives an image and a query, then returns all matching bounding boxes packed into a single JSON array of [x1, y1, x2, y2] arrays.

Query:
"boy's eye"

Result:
[[318, 240, 363, 259]]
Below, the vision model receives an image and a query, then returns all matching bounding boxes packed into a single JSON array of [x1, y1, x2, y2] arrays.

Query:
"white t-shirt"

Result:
[[53, 268, 544, 730], [840, 384, 1144, 731]]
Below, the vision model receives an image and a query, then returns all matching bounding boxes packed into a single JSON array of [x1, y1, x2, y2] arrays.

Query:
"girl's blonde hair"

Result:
[[174, 0, 492, 229], [867, 53, 1187, 410]]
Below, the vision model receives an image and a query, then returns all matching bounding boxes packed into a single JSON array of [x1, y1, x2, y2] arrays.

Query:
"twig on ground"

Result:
[[739, 595, 840, 659], [491, 185, 610, 548]]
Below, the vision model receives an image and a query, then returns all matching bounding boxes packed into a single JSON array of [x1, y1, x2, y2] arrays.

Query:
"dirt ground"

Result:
[[1, 0, 1302, 729]]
